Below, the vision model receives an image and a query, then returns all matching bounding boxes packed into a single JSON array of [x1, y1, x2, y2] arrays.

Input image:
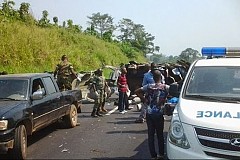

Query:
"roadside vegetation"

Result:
[[0, 0, 201, 74], [0, 20, 136, 73]]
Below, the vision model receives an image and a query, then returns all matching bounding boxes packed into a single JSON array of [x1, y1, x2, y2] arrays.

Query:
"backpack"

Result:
[[146, 84, 168, 114]]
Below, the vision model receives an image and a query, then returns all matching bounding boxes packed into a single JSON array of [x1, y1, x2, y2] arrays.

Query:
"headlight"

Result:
[[0, 120, 8, 130], [168, 110, 190, 149], [171, 121, 184, 139]]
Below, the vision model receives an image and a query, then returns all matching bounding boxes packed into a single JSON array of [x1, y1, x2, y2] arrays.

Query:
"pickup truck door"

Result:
[[42, 77, 64, 121], [31, 78, 55, 129]]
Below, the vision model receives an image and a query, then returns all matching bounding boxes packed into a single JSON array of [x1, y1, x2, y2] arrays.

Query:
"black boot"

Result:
[[91, 109, 98, 117], [96, 108, 103, 117]]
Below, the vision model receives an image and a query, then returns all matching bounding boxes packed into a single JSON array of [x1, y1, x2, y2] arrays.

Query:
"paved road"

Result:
[[0, 99, 171, 159]]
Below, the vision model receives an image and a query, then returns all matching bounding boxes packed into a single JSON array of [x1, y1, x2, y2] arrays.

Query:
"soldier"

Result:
[[90, 68, 106, 117], [53, 55, 77, 91], [101, 80, 110, 113]]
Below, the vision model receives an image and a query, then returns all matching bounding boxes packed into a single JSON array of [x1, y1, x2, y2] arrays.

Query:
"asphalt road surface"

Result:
[[0, 98, 171, 159]]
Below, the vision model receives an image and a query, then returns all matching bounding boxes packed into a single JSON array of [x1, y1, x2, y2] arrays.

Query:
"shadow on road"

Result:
[[92, 132, 168, 159], [0, 122, 69, 159]]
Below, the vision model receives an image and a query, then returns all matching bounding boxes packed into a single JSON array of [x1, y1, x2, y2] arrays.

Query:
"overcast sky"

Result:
[[12, 0, 240, 56]]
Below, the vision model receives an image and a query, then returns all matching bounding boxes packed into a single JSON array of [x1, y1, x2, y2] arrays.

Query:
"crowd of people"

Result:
[[0, 53, 186, 159], [53, 55, 184, 160]]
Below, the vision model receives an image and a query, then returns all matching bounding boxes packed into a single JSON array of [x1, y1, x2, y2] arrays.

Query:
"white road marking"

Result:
[[105, 106, 118, 115]]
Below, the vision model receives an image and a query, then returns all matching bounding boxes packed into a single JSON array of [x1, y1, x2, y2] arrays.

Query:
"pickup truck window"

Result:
[[32, 78, 46, 95], [0, 79, 28, 100], [43, 77, 57, 94]]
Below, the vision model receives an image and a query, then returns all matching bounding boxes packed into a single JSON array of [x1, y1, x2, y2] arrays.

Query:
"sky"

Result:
[[11, 0, 240, 56]]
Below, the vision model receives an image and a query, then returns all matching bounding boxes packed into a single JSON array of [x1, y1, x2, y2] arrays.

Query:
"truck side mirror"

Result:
[[169, 82, 180, 98], [31, 90, 43, 100]]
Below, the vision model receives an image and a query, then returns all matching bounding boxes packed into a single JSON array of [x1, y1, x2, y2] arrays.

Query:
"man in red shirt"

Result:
[[117, 66, 129, 114]]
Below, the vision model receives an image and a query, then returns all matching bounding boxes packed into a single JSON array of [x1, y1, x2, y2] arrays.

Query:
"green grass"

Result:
[[0, 18, 146, 74]]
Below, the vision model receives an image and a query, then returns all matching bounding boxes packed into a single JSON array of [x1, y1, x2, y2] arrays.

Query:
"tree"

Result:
[[117, 18, 134, 42], [117, 18, 155, 56], [84, 24, 99, 37], [53, 16, 58, 25], [155, 46, 160, 52], [1, 0, 17, 19], [19, 2, 29, 20], [87, 12, 115, 39], [62, 21, 66, 28], [38, 10, 50, 27], [66, 19, 82, 33], [179, 48, 201, 63], [18, 2, 35, 24], [133, 26, 155, 54], [67, 19, 73, 28], [120, 42, 137, 59], [102, 30, 113, 42]]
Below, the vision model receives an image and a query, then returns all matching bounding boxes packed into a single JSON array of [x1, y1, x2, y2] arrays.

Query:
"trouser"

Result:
[[124, 93, 129, 110], [138, 103, 147, 119], [118, 91, 129, 111], [93, 90, 104, 110], [146, 113, 164, 158], [100, 91, 107, 111], [57, 76, 72, 91]]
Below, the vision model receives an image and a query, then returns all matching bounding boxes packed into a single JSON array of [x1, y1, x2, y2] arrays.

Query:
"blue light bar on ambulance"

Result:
[[201, 47, 226, 57], [202, 47, 240, 57]]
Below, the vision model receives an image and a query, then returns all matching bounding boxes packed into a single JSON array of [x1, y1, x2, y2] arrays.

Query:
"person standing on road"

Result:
[[100, 73, 110, 114], [90, 68, 106, 117], [135, 62, 158, 123], [135, 69, 169, 159], [117, 66, 130, 114], [53, 55, 78, 91]]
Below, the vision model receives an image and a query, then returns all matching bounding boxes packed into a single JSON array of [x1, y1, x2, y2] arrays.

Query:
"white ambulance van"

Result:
[[167, 47, 240, 159]]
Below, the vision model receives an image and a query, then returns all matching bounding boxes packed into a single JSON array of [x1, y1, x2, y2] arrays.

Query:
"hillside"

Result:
[[0, 18, 147, 73]]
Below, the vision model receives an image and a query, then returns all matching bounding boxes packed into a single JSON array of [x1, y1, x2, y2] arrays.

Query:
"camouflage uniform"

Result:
[[90, 69, 107, 117], [92, 75, 105, 110], [54, 61, 75, 91]]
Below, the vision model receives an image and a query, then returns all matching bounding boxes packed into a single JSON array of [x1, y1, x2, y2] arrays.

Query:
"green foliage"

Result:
[[38, 10, 50, 27], [119, 42, 137, 59], [0, 1, 148, 74], [117, 18, 155, 56], [0, 1, 36, 25], [1, 0, 16, 20], [0, 16, 146, 73], [151, 53, 179, 64], [102, 30, 113, 42], [155, 46, 160, 52], [84, 24, 100, 37], [179, 48, 201, 63], [66, 19, 82, 33], [87, 12, 115, 39], [53, 16, 58, 25]]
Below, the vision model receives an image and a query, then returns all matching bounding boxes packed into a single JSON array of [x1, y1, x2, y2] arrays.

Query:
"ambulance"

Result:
[[167, 47, 240, 159]]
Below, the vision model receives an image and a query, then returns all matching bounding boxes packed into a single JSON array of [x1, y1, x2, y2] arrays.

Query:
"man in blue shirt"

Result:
[[142, 64, 165, 86], [135, 62, 165, 123]]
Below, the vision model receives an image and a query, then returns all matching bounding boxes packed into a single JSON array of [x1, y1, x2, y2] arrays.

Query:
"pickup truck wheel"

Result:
[[10, 125, 27, 159], [77, 104, 82, 113], [64, 104, 78, 128]]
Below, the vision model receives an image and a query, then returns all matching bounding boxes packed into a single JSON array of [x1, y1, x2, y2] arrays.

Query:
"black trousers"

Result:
[[146, 113, 164, 158], [118, 91, 129, 111]]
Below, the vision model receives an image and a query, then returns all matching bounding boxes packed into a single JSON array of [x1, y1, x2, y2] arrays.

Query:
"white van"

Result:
[[167, 47, 240, 159]]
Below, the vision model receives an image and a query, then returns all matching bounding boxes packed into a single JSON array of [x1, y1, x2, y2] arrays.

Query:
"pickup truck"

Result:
[[0, 73, 82, 159]]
